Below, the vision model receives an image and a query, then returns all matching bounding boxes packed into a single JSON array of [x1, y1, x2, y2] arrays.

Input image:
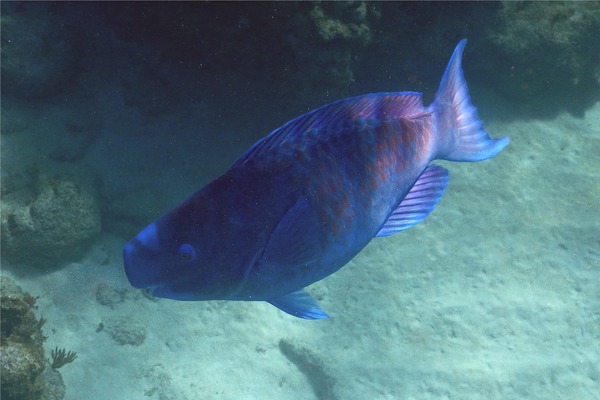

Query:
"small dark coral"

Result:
[[50, 347, 77, 370]]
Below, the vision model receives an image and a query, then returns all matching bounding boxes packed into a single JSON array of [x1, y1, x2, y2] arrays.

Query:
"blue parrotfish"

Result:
[[123, 39, 508, 319]]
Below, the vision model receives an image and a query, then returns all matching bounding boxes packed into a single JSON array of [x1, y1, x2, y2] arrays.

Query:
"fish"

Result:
[[123, 39, 509, 319]]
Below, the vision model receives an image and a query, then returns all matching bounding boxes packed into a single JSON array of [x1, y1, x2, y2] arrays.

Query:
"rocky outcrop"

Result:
[[0, 276, 66, 400], [1, 163, 101, 269]]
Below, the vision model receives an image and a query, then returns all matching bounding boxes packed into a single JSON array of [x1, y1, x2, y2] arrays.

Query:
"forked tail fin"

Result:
[[432, 39, 509, 162]]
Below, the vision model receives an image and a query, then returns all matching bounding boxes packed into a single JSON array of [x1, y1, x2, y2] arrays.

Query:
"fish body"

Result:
[[123, 40, 508, 319]]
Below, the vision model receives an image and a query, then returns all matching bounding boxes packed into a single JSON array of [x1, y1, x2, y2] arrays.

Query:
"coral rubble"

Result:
[[104, 315, 147, 346]]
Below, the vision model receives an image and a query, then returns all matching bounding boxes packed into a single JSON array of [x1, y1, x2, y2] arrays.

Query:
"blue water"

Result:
[[1, 3, 599, 400]]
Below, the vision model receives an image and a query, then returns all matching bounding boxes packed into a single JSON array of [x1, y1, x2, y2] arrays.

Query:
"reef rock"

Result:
[[487, 2, 600, 103], [284, 2, 378, 91], [1, 163, 101, 269], [0, 276, 65, 400]]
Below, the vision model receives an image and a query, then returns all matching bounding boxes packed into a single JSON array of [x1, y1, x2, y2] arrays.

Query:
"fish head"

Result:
[[123, 210, 241, 301]]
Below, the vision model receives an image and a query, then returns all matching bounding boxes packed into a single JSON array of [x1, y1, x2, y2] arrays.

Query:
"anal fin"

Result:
[[268, 290, 330, 320]]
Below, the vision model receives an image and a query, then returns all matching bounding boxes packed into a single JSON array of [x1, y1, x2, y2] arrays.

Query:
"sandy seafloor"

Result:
[[2, 14, 600, 400]]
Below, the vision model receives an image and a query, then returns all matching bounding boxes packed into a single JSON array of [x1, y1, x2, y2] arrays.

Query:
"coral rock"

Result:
[[0, 276, 65, 400], [1, 163, 101, 269]]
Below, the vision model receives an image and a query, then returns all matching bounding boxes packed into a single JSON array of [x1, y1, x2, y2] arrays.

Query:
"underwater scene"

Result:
[[1, 2, 599, 399]]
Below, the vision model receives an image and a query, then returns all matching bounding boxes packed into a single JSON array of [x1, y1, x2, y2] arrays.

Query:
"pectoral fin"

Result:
[[376, 164, 449, 237], [261, 197, 322, 268]]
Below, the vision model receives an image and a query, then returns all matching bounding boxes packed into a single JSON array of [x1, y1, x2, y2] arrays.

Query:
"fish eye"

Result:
[[178, 243, 196, 263]]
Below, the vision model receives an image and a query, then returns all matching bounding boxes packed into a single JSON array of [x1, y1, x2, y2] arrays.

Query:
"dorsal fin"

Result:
[[235, 92, 427, 167]]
